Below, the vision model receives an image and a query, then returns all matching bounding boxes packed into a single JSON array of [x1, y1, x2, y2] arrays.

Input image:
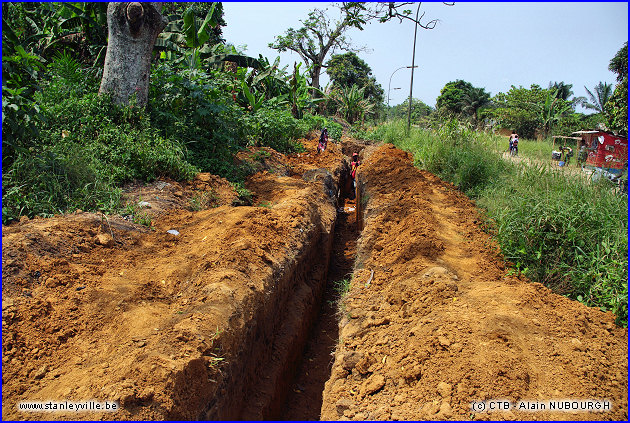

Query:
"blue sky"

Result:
[[222, 2, 628, 112]]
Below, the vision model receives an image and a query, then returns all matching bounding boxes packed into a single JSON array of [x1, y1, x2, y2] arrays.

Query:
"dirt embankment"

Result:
[[1, 135, 350, 420], [2, 137, 626, 421], [320, 144, 628, 420]]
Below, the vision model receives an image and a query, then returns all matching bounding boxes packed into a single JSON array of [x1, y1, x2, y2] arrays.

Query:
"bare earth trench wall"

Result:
[[2, 165, 343, 420]]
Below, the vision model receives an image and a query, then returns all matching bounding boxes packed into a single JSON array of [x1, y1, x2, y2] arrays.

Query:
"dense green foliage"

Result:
[[2, 2, 342, 224], [435, 80, 474, 114], [326, 52, 384, 106], [359, 120, 628, 325], [3, 56, 198, 223], [604, 43, 628, 136], [389, 97, 433, 123]]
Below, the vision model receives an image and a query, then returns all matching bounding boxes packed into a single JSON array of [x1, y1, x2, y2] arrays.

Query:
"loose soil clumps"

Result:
[[320, 144, 628, 421]]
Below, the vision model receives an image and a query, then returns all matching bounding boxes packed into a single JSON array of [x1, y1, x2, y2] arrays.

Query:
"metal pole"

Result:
[[407, 2, 422, 133], [388, 66, 418, 121]]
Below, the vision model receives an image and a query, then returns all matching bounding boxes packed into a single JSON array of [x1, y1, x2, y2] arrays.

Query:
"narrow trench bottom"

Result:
[[279, 193, 359, 420]]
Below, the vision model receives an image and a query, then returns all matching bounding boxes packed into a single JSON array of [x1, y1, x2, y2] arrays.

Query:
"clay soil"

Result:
[[2, 136, 628, 421], [320, 144, 628, 421]]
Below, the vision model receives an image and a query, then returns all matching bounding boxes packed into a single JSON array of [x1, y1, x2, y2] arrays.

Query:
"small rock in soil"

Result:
[[437, 401, 452, 418], [361, 374, 386, 396], [437, 381, 452, 398], [33, 365, 48, 380], [438, 335, 451, 347], [341, 351, 363, 371], [335, 398, 354, 414], [166, 229, 180, 236], [138, 201, 151, 208], [95, 233, 115, 247]]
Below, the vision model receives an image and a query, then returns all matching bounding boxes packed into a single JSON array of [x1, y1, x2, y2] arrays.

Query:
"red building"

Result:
[[574, 130, 628, 175]]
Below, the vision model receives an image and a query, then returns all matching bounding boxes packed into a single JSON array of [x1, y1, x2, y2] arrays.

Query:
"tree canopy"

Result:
[[604, 43, 628, 136], [583, 82, 613, 114], [268, 4, 367, 94], [326, 52, 384, 105], [435, 80, 492, 126]]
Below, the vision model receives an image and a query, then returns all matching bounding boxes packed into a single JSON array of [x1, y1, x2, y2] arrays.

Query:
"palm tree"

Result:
[[549, 81, 574, 100], [549, 81, 586, 109], [583, 82, 613, 114], [459, 87, 492, 126]]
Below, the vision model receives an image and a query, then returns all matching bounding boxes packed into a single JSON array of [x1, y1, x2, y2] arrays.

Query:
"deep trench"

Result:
[[275, 160, 361, 420], [278, 199, 358, 419], [204, 152, 364, 421]]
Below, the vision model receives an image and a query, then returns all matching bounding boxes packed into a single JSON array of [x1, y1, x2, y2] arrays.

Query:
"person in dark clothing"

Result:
[[317, 128, 328, 153]]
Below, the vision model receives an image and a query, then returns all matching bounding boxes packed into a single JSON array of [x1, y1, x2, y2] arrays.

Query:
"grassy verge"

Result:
[[361, 119, 628, 326]]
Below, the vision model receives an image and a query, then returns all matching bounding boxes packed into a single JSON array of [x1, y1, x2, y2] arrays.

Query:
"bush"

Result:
[[481, 167, 628, 325], [3, 61, 197, 224], [247, 107, 305, 153], [300, 113, 343, 141], [148, 64, 249, 181]]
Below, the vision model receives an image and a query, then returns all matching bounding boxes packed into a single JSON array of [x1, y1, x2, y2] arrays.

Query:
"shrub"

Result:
[[2, 60, 197, 223]]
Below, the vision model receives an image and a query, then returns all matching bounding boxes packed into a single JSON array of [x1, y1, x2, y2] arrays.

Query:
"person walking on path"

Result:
[[317, 128, 329, 153]]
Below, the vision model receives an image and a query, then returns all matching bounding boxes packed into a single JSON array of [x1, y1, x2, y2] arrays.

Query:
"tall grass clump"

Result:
[[367, 119, 509, 197], [480, 166, 628, 325], [361, 119, 628, 325]]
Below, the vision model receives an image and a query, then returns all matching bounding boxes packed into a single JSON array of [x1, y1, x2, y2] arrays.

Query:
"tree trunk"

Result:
[[310, 64, 322, 97], [98, 2, 166, 106]]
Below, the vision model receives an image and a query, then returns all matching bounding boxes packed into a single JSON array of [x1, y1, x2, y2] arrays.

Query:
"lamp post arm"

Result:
[[388, 65, 417, 120]]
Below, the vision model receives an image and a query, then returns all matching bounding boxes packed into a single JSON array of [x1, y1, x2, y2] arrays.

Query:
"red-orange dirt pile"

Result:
[[320, 143, 628, 421], [2, 161, 339, 420]]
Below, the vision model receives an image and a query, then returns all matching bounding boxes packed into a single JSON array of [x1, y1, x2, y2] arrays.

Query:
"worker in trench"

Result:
[[350, 152, 361, 195]]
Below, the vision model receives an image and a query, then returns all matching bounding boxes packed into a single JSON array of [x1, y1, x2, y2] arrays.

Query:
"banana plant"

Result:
[[156, 4, 218, 69], [332, 84, 373, 124], [287, 62, 325, 118], [537, 89, 572, 138], [240, 80, 265, 113]]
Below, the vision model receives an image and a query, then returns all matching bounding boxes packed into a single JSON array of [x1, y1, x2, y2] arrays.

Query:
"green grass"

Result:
[[189, 189, 219, 211], [360, 119, 628, 325]]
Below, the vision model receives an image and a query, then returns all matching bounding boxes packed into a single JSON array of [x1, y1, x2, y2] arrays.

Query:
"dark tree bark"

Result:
[[99, 2, 166, 106]]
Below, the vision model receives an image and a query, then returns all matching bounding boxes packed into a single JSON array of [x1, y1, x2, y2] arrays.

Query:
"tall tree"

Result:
[[548, 81, 574, 101], [459, 86, 492, 125], [583, 82, 613, 114], [98, 2, 166, 106], [326, 52, 384, 105], [492, 84, 546, 139], [549, 80, 585, 109], [270, 2, 449, 97], [269, 4, 367, 95], [392, 97, 433, 121], [435, 80, 474, 115]]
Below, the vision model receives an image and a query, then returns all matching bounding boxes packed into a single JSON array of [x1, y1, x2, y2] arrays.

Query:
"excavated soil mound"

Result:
[[320, 143, 628, 421], [3, 137, 626, 421], [2, 150, 339, 420]]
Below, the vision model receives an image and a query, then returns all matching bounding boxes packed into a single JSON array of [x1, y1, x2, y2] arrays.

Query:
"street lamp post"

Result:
[[407, 2, 422, 132], [388, 65, 418, 121]]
